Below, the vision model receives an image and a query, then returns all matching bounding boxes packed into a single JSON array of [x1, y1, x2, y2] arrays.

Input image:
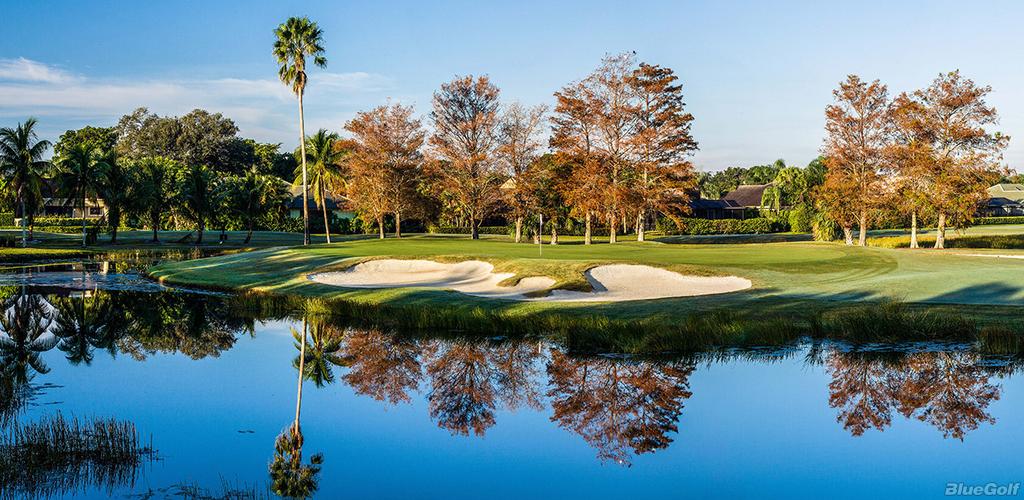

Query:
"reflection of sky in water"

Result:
[[4, 307, 1019, 498], [0, 260, 1021, 498]]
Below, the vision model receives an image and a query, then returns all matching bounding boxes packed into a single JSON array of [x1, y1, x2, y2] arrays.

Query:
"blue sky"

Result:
[[2, 0, 1022, 171]]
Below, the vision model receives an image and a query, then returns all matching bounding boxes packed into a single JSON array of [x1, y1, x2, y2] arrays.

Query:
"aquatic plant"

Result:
[[0, 413, 156, 498]]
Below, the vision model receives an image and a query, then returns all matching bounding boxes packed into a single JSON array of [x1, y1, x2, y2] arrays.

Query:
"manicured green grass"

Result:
[[150, 231, 1024, 353], [0, 247, 93, 262], [150, 233, 1024, 311]]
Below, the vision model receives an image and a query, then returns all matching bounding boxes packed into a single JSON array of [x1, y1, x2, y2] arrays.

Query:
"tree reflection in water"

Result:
[[825, 350, 1001, 439], [546, 351, 694, 465], [0, 283, 1017, 474], [269, 319, 324, 499]]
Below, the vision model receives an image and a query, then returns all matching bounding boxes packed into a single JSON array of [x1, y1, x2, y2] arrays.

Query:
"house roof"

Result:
[[721, 184, 770, 208], [988, 184, 1024, 202]]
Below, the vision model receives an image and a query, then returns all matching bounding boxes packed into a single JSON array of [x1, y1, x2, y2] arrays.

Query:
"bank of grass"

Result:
[[0, 247, 93, 262]]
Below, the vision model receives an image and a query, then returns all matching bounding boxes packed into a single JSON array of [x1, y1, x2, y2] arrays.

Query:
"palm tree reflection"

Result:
[[0, 291, 57, 384], [269, 319, 323, 499], [292, 320, 345, 388]]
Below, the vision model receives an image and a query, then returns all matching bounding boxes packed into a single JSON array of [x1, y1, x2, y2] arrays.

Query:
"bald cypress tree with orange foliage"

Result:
[[628, 63, 699, 241], [344, 103, 426, 238], [821, 75, 891, 246], [897, 71, 1008, 249], [428, 75, 503, 240]]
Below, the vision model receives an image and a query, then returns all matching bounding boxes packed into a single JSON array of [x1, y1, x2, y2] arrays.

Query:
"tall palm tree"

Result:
[[0, 119, 51, 247], [296, 129, 343, 244], [136, 157, 175, 243], [274, 16, 327, 246], [55, 142, 109, 246], [175, 164, 216, 245]]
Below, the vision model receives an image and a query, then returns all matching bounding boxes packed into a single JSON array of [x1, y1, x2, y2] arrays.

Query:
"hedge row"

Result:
[[427, 226, 509, 235], [658, 217, 790, 235], [975, 216, 1024, 226]]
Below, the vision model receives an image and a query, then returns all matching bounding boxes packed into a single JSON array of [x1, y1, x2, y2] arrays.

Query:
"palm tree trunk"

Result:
[[196, 220, 205, 245], [843, 226, 853, 245], [295, 318, 307, 427], [81, 195, 87, 247], [934, 212, 946, 249], [321, 187, 331, 244], [550, 221, 558, 245], [110, 209, 119, 244], [151, 211, 160, 243], [19, 196, 26, 248], [909, 211, 919, 249], [395, 211, 402, 238], [298, 92, 310, 246], [245, 219, 254, 244]]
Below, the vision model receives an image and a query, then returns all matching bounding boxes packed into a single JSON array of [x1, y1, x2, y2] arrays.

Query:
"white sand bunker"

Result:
[[309, 259, 751, 302]]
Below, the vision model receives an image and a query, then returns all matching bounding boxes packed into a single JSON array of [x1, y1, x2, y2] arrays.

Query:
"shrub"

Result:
[[787, 205, 814, 233], [0, 212, 13, 226], [427, 225, 509, 235], [975, 216, 1024, 226], [658, 217, 789, 235]]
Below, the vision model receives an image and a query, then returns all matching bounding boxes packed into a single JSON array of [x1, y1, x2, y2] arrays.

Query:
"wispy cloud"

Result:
[[0, 58, 400, 144], [0, 57, 80, 84]]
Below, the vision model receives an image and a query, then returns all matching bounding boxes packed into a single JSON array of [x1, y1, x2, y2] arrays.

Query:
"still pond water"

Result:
[[0, 257, 1022, 499]]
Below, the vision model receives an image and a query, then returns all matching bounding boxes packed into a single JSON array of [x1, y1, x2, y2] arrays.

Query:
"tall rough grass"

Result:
[[0, 413, 156, 499]]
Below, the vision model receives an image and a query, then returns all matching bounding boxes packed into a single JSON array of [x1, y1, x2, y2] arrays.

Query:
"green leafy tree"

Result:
[[54, 143, 109, 246], [274, 16, 328, 246], [0, 119, 51, 246], [296, 129, 344, 243]]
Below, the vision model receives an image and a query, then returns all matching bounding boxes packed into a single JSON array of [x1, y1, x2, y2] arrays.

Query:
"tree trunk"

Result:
[[857, 210, 867, 247], [196, 221, 205, 246], [843, 226, 853, 245], [19, 197, 26, 248], [81, 195, 87, 247], [636, 211, 645, 242], [550, 222, 558, 245], [244, 220, 253, 244], [295, 318, 307, 427], [934, 212, 946, 249], [110, 208, 119, 244], [378, 216, 385, 239], [298, 92, 310, 246], [322, 187, 331, 244], [471, 218, 480, 240], [609, 213, 618, 244], [395, 210, 402, 239], [584, 212, 592, 245], [909, 211, 919, 249], [514, 217, 523, 243], [151, 211, 160, 243]]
